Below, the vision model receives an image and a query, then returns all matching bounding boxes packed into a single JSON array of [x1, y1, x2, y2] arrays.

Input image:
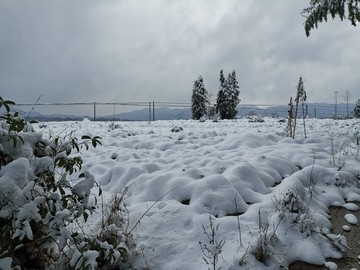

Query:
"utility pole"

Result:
[[149, 102, 152, 122], [93, 102, 96, 121], [334, 91, 338, 119]]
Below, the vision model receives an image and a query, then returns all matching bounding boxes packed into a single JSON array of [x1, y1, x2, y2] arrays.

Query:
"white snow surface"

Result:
[[344, 213, 358, 225], [30, 118, 360, 269], [324, 261, 338, 270], [344, 203, 360, 211]]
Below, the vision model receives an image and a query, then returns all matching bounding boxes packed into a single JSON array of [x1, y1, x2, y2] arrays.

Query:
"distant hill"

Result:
[[238, 102, 355, 119], [8, 102, 356, 121], [99, 107, 192, 121]]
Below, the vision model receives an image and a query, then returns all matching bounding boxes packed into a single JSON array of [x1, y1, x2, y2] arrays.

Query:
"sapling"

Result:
[[301, 96, 307, 138], [307, 149, 325, 199], [199, 215, 225, 270], [351, 130, 360, 159], [330, 138, 336, 166], [293, 76, 307, 139], [287, 97, 294, 138], [337, 142, 346, 171], [329, 139, 347, 170]]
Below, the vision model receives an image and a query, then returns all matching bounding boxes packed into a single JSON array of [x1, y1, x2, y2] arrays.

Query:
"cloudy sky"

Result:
[[1, 0, 360, 107]]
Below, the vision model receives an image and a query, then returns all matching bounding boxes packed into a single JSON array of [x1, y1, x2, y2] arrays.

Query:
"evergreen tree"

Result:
[[219, 69, 226, 89], [293, 76, 307, 139], [216, 70, 226, 118], [354, 99, 360, 118], [302, 0, 360, 37], [226, 70, 240, 119], [216, 70, 240, 119], [191, 76, 209, 120]]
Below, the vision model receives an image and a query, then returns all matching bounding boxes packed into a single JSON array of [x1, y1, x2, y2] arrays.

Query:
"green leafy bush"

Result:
[[0, 97, 131, 269]]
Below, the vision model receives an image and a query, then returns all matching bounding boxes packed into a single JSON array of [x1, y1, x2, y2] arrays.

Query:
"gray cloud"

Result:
[[1, 0, 359, 108]]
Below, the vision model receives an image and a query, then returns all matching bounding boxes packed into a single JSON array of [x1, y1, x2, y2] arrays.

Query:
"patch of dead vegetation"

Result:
[[289, 201, 360, 270]]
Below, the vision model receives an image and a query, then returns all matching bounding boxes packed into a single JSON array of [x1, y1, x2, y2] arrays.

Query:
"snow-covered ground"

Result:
[[37, 118, 360, 269]]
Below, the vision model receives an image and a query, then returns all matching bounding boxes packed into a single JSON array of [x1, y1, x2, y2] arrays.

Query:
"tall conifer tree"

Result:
[[191, 76, 208, 120], [216, 70, 226, 118], [216, 70, 240, 119]]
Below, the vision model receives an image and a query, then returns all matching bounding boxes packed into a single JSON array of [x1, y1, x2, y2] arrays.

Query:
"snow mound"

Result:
[[33, 118, 360, 270], [344, 213, 358, 225]]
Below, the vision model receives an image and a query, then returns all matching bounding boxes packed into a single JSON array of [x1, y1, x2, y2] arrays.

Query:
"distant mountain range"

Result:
[[239, 102, 354, 119], [9, 102, 357, 121]]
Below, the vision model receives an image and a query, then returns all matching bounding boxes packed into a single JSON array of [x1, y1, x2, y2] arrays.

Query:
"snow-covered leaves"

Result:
[[0, 98, 129, 270], [302, 0, 360, 37]]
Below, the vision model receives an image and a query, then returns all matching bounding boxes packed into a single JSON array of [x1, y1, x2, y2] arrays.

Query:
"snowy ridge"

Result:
[[37, 118, 360, 269]]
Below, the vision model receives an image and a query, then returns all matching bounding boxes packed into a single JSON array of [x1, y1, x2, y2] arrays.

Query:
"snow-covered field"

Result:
[[37, 118, 360, 269]]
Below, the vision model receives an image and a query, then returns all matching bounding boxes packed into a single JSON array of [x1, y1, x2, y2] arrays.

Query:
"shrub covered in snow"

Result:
[[246, 111, 265, 123], [171, 126, 183, 132], [0, 97, 131, 269]]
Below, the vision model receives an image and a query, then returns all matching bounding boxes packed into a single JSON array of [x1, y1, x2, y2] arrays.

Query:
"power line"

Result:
[[13, 101, 356, 121]]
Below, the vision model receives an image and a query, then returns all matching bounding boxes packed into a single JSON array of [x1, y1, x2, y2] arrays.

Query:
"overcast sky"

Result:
[[1, 0, 360, 106]]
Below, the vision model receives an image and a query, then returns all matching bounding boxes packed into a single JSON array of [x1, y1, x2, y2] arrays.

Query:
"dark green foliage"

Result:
[[0, 97, 131, 269], [302, 0, 360, 36], [191, 76, 209, 120], [354, 99, 360, 118], [216, 70, 240, 119], [216, 90, 225, 117], [0, 97, 15, 113]]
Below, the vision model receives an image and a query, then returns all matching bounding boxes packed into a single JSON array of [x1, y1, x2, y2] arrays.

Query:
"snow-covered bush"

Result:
[[251, 210, 279, 264], [0, 97, 130, 269], [246, 111, 264, 123], [273, 191, 317, 235], [171, 126, 183, 132]]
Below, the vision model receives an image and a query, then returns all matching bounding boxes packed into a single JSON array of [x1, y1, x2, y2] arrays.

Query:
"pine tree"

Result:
[[354, 99, 360, 118], [227, 70, 240, 119], [302, 0, 360, 37], [219, 69, 226, 89], [292, 76, 307, 139], [216, 70, 240, 119], [191, 76, 209, 120], [216, 70, 226, 118]]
